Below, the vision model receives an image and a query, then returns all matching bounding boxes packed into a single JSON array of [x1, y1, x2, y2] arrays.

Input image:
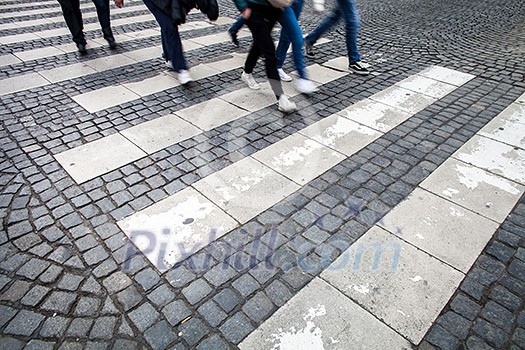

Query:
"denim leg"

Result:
[[229, 15, 245, 35], [305, 7, 341, 44], [92, 0, 111, 34], [57, 0, 85, 44], [337, 0, 360, 63], [143, 0, 187, 71], [277, 6, 306, 78]]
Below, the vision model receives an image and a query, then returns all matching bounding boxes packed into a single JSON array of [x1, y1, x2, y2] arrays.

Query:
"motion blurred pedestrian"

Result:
[[57, 0, 123, 54]]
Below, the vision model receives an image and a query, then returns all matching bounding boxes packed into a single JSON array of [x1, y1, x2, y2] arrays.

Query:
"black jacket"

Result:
[[149, 0, 218, 25]]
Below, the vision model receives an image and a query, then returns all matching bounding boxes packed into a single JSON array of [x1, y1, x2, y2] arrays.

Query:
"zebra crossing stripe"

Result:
[[115, 66, 475, 273], [53, 51, 334, 184], [240, 91, 525, 347], [0, 25, 250, 95]]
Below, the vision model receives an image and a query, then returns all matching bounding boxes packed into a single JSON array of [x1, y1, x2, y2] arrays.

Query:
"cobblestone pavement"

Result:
[[0, 0, 524, 349]]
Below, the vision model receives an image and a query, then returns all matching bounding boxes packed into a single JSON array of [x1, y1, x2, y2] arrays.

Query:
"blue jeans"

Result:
[[305, 0, 361, 63], [143, 0, 187, 71], [229, 15, 245, 34], [276, 0, 307, 79]]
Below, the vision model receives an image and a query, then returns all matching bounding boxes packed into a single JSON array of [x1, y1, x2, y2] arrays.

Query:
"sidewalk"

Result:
[[0, 0, 524, 349]]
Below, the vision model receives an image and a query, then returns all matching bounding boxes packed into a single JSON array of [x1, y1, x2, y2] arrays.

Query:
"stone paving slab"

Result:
[[1, 0, 525, 349], [239, 277, 413, 349], [321, 226, 465, 344]]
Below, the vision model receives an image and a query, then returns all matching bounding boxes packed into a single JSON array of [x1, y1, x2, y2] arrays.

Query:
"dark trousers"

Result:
[[244, 5, 283, 97], [57, 0, 112, 44], [142, 0, 188, 72]]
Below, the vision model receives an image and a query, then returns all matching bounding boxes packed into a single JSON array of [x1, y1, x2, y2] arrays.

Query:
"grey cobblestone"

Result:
[[128, 302, 160, 332], [162, 300, 192, 327]]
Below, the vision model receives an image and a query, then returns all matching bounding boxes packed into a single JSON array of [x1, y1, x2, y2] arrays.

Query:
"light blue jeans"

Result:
[[304, 0, 361, 63], [276, 0, 307, 79]]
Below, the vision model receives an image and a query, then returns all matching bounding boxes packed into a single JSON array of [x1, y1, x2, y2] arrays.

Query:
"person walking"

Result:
[[304, 0, 369, 75], [228, 0, 318, 95], [231, 0, 296, 112], [142, 0, 192, 84], [57, 0, 122, 54], [275, 0, 317, 94]]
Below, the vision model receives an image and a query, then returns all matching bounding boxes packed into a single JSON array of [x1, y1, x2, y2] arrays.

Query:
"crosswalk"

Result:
[[2, 1, 525, 348]]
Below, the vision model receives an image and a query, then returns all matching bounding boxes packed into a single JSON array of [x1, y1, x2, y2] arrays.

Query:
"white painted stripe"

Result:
[[0, 26, 251, 94], [240, 277, 412, 349], [317, 92, 525, 344], [0, 2, 147, 25], [0, 0, 145, 19], [57, 55, 336, 184], [54, 133, 147, 184], [116, 65, 474, 272]]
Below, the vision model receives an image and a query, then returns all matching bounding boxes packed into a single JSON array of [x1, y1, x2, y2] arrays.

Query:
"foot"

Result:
[[228, 30, 239, 47], [106, 36, 117, 49], [76, 42, 87, 54], [304, 39, 315, 57], [278, 68, 292, 82], [348, 61, 370, 75], [165, 60, 174, 70], [178, 70, 193, 85], [241, 71, 260, 90], [295, 78, 318, 94], [278, 95, 297, 113]]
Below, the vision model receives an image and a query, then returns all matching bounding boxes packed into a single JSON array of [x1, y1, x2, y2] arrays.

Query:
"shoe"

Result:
[[76, 42, 87, 54], [165, 60, 174, 70], [278, 68, 292, 82], [295, 78, 318, 94], [304, 39, 315, 57], [106, 36, 117, 49], [228, 30, 239, 47], [348, 61, 370, 75], [178, 70, 193, 85], [241, 72, 260, 90], [278, 95, 297, 113]]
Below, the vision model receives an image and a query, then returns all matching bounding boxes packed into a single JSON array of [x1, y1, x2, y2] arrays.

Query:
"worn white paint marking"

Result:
[[418, 65, 475, 86], [479, 113, 525, 149], [54, 133, 146, 184], [454, 162, 521, 195], [410, 276, 423, 282], [193, 157, 300, 224], [339, 98, 412, 133], [352, 284, 370, 294], [118, 187, 237, 272], [453, 135, 525, 184]]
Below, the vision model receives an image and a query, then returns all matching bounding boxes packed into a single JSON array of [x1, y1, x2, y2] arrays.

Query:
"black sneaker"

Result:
[[304, 39, 315, 57], [76, 42, 87, 54], [348, 61, 370, 75], [228, 30, 239, 47]]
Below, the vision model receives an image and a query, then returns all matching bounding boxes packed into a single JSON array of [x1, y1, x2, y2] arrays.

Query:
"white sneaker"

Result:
[[278, 68, 293, 82], [295, 78, 318, 94], [241, 71, 260, 90], [165, 60, 173, 70], [178, 70, 193, 85], [278, 95, 297, 113]]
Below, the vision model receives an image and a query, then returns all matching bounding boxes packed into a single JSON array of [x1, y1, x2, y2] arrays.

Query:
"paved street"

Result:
[[1, 0, 524, 349]]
